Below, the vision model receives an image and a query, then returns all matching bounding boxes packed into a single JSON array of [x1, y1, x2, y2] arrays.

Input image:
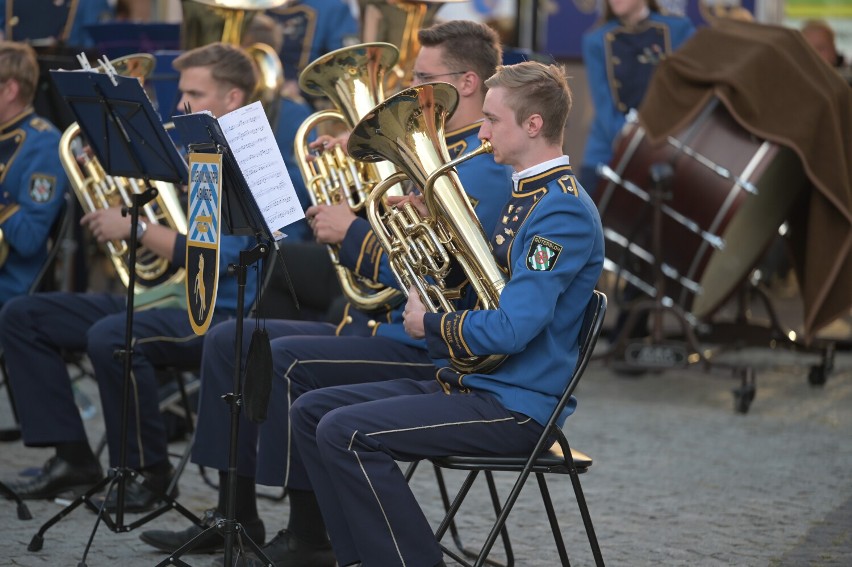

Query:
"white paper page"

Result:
[[217, 101, 304, 239]]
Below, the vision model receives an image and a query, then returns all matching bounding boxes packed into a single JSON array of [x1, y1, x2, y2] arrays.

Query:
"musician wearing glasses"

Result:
[[0, 43, 257, 513], [138, 20, 513, 566], [290, 61, 604, 567], [0, 41, 67, 308]]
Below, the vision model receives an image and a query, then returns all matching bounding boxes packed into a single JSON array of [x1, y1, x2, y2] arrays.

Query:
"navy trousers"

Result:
[[290, 379, 545, 567], [191, 318, 436, 489], [0, 292, 231, 469]]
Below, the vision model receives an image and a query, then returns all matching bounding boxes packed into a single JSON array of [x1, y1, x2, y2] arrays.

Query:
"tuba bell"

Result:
[[369, 0, 466, 91], [58, 54, 187, 292], [348, 82, 507, 374], [188, 0, 287, 124], [294, 42, 405, 312]]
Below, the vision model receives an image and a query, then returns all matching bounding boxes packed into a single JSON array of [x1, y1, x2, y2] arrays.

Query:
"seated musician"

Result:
[[0, 41, 67, 308], [290, 60, 605, 567], [0, 42, 258, 512], [138, 20, 513, 566]]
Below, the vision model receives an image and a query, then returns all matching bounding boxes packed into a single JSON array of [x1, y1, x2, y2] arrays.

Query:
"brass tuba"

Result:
[[372, 0, 466, 91], [349, 82, 507, 373], [188, 0, 287, 124], [58, 54, 187, 291], [294, 42, 405, 312]]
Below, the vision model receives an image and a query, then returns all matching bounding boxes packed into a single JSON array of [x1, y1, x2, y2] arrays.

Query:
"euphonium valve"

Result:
[[294, 43, 405, 312], [349, 82, 507, 374]]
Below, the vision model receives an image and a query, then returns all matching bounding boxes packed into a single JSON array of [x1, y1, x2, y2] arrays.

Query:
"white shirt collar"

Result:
[[512, 156, 570, 191]]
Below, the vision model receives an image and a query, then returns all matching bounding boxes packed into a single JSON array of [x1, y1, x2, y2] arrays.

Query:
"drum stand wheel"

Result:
[[697, 281, 838, 389], [732, 366, 757, 414]]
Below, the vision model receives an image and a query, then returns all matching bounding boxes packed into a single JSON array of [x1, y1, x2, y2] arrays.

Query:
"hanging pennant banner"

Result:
[[186, 152, 222, 335]]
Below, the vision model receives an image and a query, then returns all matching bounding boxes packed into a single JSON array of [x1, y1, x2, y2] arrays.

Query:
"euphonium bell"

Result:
[[348, 82, 507, 374], [58, 53, 187, 292], [188, 0, 287, 124], [294, 43, 405, 312]]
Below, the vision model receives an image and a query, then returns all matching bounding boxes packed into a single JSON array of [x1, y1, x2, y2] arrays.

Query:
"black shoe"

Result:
[[211, 529, 335, 567], [96, 466, 179, 514], [5, 456, 102, 500], [140, 508, 265, 554]]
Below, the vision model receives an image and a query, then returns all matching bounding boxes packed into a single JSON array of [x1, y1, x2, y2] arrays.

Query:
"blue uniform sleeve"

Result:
[[3, 134, 67, 257], [337, 216, 401, 289], [582, 28, 624, 166], [423, 192, 598, 359], [669, 17, 696, 50], [172, 233, 187, 268]]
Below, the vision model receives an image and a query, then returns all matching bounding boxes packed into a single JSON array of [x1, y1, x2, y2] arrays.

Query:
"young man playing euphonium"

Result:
[[290, 61, 605, 567], [139, 20, 513, 566]]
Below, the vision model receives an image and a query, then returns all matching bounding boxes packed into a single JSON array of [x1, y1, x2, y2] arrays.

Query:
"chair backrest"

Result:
[[27, 192, 74, 295], [534, 290, 607, 459], [568, 290, 608, 399]]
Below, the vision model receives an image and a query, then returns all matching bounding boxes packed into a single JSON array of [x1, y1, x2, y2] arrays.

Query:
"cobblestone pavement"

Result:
[[1, 341, 850, 567]]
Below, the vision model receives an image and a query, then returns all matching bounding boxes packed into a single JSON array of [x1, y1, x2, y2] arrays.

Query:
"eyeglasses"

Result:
[[411, 71, 467, 82]]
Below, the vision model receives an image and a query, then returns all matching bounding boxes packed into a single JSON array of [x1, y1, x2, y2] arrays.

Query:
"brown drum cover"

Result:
[[594, 100, 808, 320]]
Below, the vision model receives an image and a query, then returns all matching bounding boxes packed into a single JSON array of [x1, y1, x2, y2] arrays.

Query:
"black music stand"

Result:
[[24, 65, 202, 563], [150, 111, 282, 567]]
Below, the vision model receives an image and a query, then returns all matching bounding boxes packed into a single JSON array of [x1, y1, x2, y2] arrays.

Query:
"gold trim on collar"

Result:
[[0, 107, 34, 133]]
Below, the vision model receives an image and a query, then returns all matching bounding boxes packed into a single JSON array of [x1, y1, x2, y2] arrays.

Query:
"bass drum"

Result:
[[594, 99, 808, 320]]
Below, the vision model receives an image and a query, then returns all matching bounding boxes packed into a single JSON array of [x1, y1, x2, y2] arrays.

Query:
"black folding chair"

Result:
[[431, 290, 607, 567]]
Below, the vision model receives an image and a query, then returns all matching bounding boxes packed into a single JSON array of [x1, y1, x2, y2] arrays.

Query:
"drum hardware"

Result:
[[664, 135, 758, 195], [596, 161, 759, 412], [595, 98, 839, 412], [598, 164, 725, 250]]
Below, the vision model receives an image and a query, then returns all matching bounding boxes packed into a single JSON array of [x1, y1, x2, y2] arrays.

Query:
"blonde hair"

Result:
[[0, 41, 39, 104], [173, 42, 258, 101], [484, 62, 572, 144]]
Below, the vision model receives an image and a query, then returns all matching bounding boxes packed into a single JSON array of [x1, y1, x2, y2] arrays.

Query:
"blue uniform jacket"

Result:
[[582, 12, 694, 169], [0, 108, 67, 304], [0, 0, 112, 46], [337, 121, 513, 348], [267, 0, 358, 82], [423, 160, 604, 427]]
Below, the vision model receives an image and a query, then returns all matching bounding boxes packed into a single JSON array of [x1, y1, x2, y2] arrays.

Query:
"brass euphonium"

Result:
[[349, 82, 507, 374], [294, 42, 405, 312], [58, 54, 187, 291]]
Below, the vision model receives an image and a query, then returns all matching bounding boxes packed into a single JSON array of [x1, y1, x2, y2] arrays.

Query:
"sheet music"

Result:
[[217, 101, 304, 239]]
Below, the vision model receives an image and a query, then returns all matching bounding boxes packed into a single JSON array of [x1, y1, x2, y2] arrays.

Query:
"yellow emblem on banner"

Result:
[[186, 152, 223, 335]]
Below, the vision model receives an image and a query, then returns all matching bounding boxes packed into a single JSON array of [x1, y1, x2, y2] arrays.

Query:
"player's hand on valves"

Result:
[[306, 203, 357, 245], [403, 286, 426, 339], [81, 207, 133, 243], [306, 132, 351, 161], [386, 193, 428, 219]]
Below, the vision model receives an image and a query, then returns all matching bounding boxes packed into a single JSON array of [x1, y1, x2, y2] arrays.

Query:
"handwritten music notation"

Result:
[[217, 101, 304, 239]]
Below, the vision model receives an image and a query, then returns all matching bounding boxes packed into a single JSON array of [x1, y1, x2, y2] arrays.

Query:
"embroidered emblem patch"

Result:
[[29, 174, 56, 203], [527, 235, 562, 271]]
